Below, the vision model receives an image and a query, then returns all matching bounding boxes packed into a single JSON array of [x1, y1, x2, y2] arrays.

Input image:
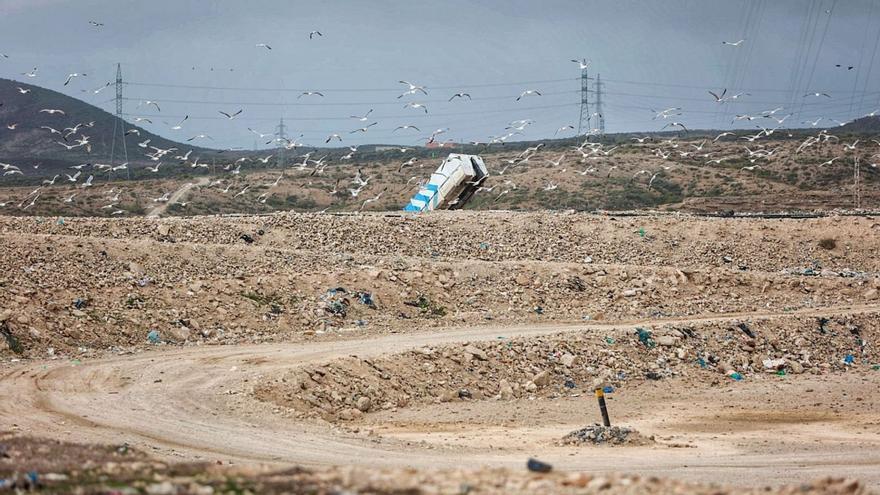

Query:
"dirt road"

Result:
[[2, 304, 879, 488], [147, 177, 211, 217]]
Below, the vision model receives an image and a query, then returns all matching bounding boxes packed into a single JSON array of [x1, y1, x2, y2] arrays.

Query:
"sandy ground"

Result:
[[1, 211, 879, 492], [2, 306, 879, 489]]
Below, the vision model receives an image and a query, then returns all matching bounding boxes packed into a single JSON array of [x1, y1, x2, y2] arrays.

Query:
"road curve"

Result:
[[2, 304, 879, 487]]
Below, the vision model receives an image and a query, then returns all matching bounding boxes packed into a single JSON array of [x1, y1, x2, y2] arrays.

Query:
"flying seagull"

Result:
[[63, 73, 86, 86], [393, 125, 420, 132], [309, 30, 322, 39], [350, 109, 373, 121], [722, 39, 745, 46], [219, 109, 242, 119], [298, 91, 324, 98], [516, 89, 541, 101], [404, 102, 428, 113], [571, 58, 590, 70], [448, 93, 471, 101], [256, 43, 272, 50]]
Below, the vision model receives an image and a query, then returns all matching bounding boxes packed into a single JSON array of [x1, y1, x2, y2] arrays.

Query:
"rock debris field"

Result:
[[1, 210, 879, 493]]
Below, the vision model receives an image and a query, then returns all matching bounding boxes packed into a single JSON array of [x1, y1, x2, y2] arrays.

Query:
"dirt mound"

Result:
[[255, 312, 879, 420], [2, 213, 879, 359], [560, 425, 654, 446]]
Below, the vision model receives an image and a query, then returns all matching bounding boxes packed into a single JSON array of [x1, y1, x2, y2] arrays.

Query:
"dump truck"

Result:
[[403, 153, 489, 212]]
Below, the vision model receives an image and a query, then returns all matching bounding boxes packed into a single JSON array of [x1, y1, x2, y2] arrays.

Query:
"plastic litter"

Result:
[[697, 357, 707, 368], [239, 234, 254, 244], [564, 378, 576, 389], [636, 327, 655, 348], [843, 354, 855, 365], [728, 371, 743, 381], [526, 458, 552, 473], [737, 322, 755, 339], [73, 298, 87, 309], [147, 329, 161, 344], [357, 292, 376, 308], [603, 385, 614, 394]]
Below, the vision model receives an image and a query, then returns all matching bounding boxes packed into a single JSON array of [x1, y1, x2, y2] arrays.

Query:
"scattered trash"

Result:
[[636, 327, 655, 348], [73, 298, 87, 309], [696, 357, 707, 368], [762, 358, 786, 370], [727, 371, 743, 381], [147, 329, 161, 344], [56, 217, 65, 225], [645, 371, 662, 380], [357, 292, 376, 308], [564, 378, 576, 389], [458, 389, 472, 399], [354, 319, 367, 327], [843, 354, 855, 365], [534, 306, 544, 315], [239, 234, 254, 244], [526, 458, 552, 473], [818, 317, 830, 334], [327, 287, 347, 296], [776, 370, 786, 376], [605, 337, 615, 345], [325, 300, 349, 317], [603, 385, 614, 394], [737, 322, 755, 339], [638, 227, 646, 238], [722, 255, 733, 263], [479, 242, 489, 250], [583, 255, 593, 263], [872, 365, 880, 371]]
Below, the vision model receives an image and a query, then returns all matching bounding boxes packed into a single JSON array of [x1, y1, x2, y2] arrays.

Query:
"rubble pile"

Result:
[[3, 211, 879, 273], [560, 425, 653, 446], [256, 312, 879, 420], [3, 216, 877, 357]]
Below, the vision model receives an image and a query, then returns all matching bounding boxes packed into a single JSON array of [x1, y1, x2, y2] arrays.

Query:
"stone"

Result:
[[498, 379, 514, 400], [463, 345, 487, 361], [532, 370, 551, 387], [656, 335, 677, 347], [356, 396, 372, 412], [559, 353, 577, 367]]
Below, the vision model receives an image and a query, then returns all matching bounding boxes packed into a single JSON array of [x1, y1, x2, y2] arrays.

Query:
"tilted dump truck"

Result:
[[403, 153, 489, 212]]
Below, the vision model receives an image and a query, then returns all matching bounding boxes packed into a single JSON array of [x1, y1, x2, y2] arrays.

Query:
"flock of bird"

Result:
[[1, 24, 879, 215]]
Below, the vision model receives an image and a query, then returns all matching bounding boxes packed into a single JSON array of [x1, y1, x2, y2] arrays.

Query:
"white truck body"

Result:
[[403, 153, 489, 212]]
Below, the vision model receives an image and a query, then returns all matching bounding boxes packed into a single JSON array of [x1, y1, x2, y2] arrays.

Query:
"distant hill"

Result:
[[839, 115, 880, 134], [0, 78, 210, 170]]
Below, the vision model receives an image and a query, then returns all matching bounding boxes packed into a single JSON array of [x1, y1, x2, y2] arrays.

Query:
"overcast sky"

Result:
[[1, 0, 879, 149]]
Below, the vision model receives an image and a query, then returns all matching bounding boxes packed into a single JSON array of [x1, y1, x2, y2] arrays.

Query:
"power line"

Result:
[[120, 90, 581, 107], [123, 77, 580, 93]]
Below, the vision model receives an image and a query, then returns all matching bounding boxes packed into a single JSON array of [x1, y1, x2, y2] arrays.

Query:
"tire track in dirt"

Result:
[[2, 304, 879, 487]]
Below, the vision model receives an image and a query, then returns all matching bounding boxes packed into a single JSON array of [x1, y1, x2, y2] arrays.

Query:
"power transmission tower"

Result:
[[594, 73, 605, 136], [854, 157, 861, 209], [275, 118, 287, 168], [577, 68, 592, 135], [109, 63, 129, 179]]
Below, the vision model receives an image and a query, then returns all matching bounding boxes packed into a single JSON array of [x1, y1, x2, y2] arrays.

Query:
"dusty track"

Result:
[[2, 304, 879, 488], [146, 177, 211, 217]]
